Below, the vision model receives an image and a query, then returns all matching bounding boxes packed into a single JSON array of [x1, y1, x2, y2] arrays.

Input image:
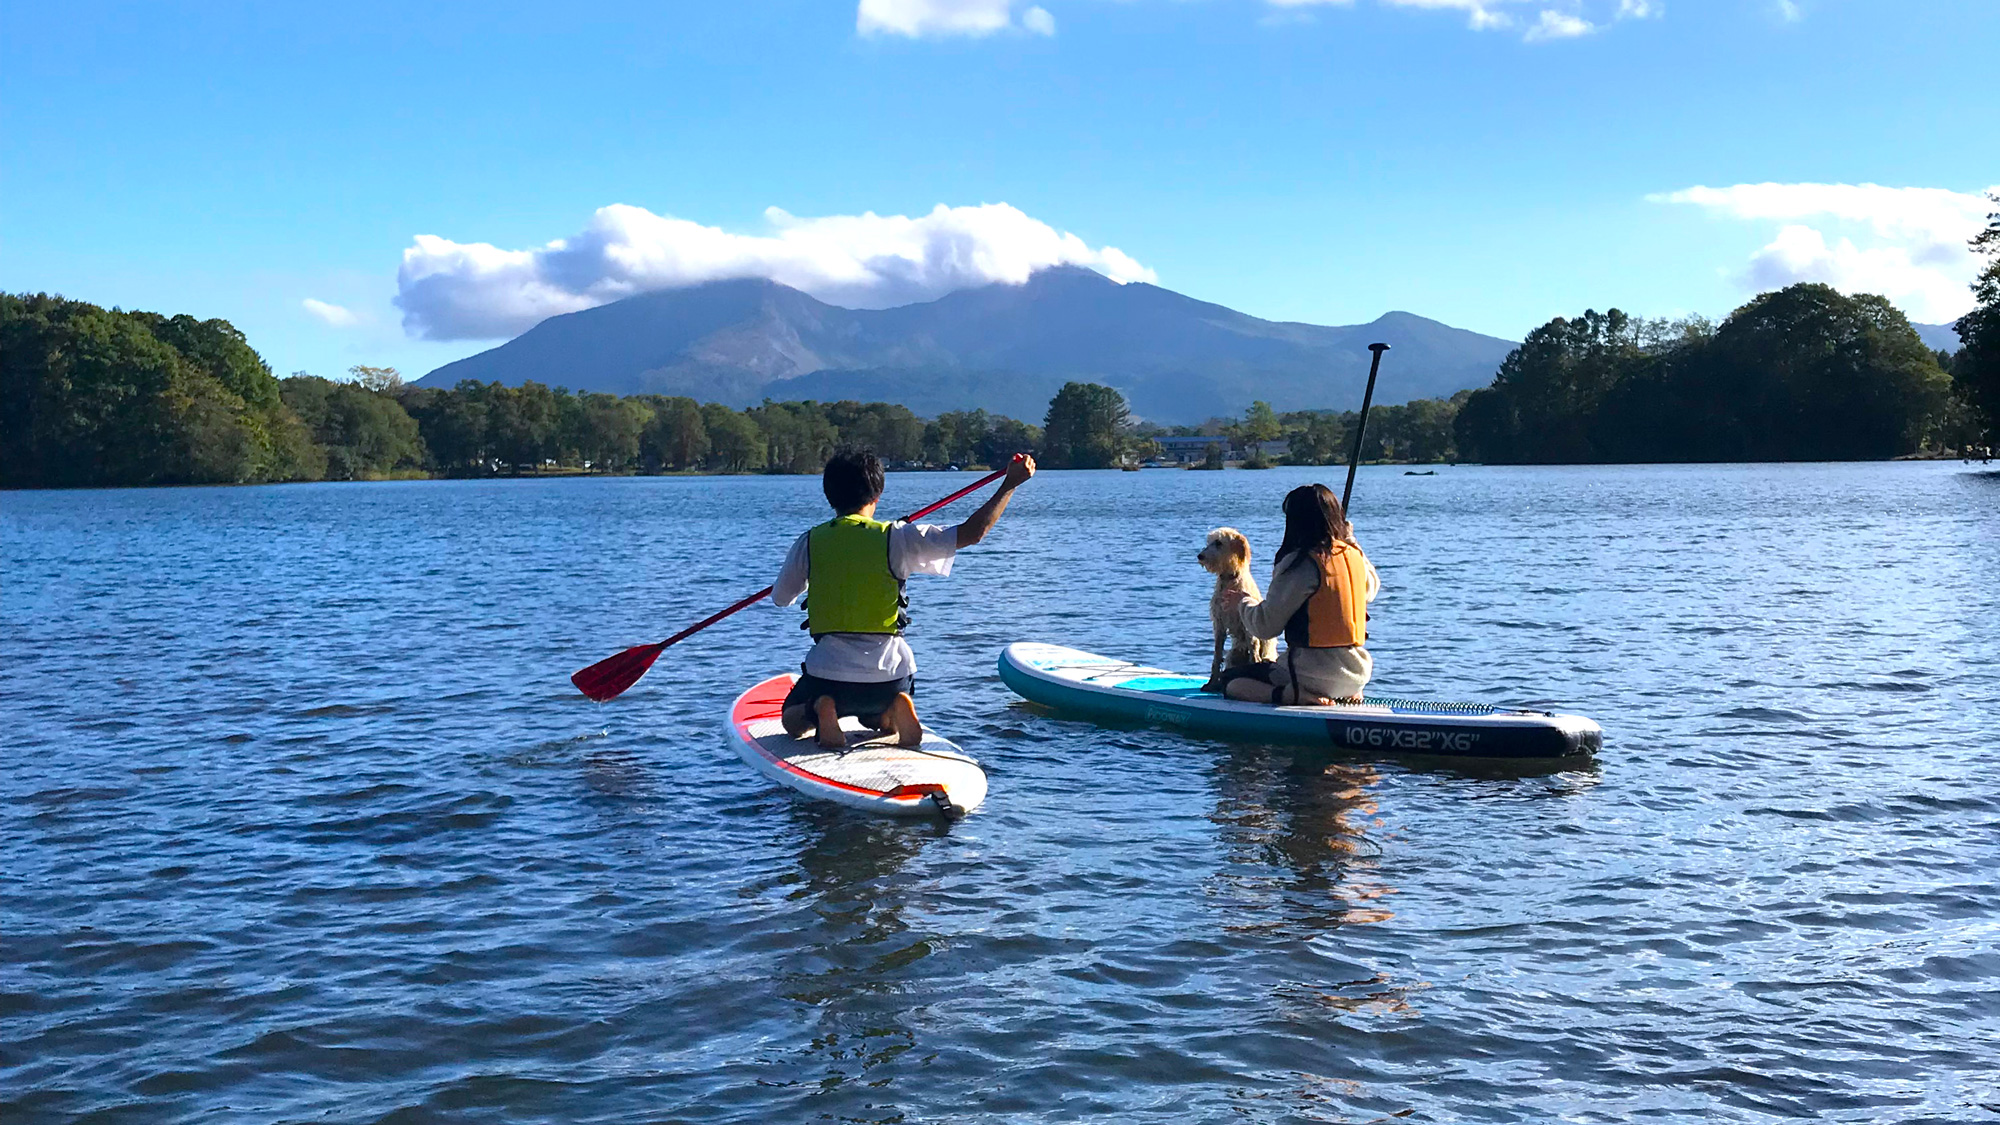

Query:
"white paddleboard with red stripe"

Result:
[[726, 673, 989, 818]]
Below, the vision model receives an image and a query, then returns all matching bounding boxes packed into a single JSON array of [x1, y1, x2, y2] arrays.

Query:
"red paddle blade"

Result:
[[571, 641, 667, 702]]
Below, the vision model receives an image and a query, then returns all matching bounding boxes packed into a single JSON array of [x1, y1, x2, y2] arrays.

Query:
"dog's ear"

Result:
[[1225, 529, 1250, 564]]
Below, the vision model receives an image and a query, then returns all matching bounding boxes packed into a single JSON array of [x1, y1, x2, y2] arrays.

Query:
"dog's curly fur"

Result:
[[1197, 527, 1277, 691]]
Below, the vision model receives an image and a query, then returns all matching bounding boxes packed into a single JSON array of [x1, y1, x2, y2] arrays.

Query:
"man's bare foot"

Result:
[[781, 704, 814, 739], [813, 695, 847, 750], [883, 693, 923, 748]]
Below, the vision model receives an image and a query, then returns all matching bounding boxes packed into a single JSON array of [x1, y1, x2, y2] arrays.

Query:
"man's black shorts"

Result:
[[782, 670, 916, 729]]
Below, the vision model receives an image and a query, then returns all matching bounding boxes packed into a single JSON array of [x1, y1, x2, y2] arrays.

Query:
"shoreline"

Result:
[[6, 456, 1994, 493]]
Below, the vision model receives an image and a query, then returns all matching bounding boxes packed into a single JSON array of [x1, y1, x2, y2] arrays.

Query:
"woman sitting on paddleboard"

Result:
[[1217, 483, 1379, 706]]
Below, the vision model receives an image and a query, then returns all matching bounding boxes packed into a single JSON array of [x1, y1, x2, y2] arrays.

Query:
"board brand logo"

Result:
[[1145, 706, 1190, 726]]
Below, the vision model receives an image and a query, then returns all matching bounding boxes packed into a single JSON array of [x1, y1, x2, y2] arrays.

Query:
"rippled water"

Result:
[[5, 462, 1999, 1123]]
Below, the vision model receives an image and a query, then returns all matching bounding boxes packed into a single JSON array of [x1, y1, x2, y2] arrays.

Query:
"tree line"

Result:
[[10, 215, 1995, 489], [1452, 202, 2000, 465], [0, 292, 1060, 486]]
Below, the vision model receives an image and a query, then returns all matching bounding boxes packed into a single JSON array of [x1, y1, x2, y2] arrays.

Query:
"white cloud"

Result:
[[1363, 0, 1645, 40], [302, 298, 359, 327], [1523, 9, 1595, 39], [858, 0, 1050, 37], [1653, 182, 1998, 323], [1775, 0, 1802, 22], [395, 202, 1156, 341]]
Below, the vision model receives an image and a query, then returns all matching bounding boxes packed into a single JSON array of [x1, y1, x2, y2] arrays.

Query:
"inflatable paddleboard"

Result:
[[1000, 642, 1601, 759], [727, 674, 989, 818]]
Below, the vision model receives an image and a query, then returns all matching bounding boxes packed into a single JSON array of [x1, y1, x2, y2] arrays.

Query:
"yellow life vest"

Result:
[[1283, 541, 1369, 649], [804, 515, 907, 637]]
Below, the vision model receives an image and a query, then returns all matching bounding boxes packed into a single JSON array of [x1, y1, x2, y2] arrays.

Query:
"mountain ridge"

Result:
[[417, 267, 1519, 424]]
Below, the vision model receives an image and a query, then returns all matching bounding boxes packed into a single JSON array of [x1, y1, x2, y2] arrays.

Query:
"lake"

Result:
[[4, 462, 1998, 1123]]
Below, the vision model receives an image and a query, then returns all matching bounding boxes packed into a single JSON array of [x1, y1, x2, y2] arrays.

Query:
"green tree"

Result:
[[1953, 192, 2000, 450], [976, 416, 1041, 467], [641, 396, 711, 470], [923, 409, 988, 466], [1042, 381, 1130, 468], [1240, 400, 1282, 460], [403, 381, 491, 474], [1703, 285, 1949, 460], [701, 402, 766, 471], [1283, 411, 1346, 465], [827, 400, 925, 462], [569, 391, 643, 471], [1369, 396, 1461, 463], [1, 293, 317, 487], [280, 374, 423, 479], [752, 400, 840, 474], [486, 381, 560, 472], [1457, 289, 1950, 463], [350, 365, 403, 393]]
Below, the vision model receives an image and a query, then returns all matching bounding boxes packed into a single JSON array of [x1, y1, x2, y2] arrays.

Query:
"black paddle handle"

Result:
[[1341, 343, 1390, 513]]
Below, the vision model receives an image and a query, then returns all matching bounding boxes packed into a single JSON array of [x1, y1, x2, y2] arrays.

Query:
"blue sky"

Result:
[[3, 0, 1993, 383]]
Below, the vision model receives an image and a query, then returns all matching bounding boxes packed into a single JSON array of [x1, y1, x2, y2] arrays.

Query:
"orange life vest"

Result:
[[1283, 542, 1369, 649]]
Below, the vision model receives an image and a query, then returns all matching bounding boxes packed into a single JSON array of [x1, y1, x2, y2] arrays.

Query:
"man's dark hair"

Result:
[[822, 448, 885, 513]]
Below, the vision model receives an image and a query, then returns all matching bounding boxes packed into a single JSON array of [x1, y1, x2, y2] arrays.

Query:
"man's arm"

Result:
[[771, 534, 809, 607], [955, 454, 1037, 549]]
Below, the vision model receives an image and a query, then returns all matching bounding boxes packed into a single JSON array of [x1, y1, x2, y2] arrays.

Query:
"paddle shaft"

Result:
[[1340, 343, 1391, 513], [652, 464, 1011, 650]]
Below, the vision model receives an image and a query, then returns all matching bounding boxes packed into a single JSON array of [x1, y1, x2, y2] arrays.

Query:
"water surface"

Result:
[[4, 462, 1998, 1122]]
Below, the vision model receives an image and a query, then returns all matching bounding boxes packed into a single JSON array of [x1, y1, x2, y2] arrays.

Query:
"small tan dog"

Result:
[[1196, 527, 1277, 691]]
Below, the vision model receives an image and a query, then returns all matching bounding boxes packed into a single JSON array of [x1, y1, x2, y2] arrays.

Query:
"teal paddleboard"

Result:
[[999, 642, 1601, 759]]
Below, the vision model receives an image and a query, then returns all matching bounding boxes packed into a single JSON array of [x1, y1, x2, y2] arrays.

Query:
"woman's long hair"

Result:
[[1274, 483, 1353, 569]]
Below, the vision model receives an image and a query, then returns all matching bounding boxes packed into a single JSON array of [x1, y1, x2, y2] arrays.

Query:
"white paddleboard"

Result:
[[726, 673, 988, 818]]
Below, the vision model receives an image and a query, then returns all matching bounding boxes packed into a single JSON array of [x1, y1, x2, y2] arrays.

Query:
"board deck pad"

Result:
[[999, 642, 1601, 759], [727, 674, 988, 817]]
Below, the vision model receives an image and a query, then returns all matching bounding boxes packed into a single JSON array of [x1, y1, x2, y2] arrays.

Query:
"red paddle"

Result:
[[571, 459, 1019, 702]]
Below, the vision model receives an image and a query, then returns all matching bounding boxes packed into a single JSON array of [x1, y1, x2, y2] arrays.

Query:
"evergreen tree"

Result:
[[1953, 192, 2000, 450], [1042, 381, 1130, 468]]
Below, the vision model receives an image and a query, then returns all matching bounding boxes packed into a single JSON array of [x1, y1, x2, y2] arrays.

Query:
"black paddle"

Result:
[[1341, 343, 1391, 512]]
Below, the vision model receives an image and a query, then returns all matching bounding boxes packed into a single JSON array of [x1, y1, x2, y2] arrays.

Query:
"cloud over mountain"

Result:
[[395, 203, 1152, 341], [1655, 182, 1998, 323]]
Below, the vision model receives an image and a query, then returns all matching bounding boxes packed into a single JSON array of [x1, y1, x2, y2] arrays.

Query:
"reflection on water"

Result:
[[1209, 747, 1396, 931], [757, 807, 944, 1116], [5, 463, 1998, 1123]]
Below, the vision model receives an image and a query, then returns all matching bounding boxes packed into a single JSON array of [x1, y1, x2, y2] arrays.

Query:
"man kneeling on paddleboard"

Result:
[[773, 448, 1037, 749]]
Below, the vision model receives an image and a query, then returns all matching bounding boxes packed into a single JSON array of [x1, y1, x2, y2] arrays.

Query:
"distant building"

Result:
[[1151, 435, 1291, 464], [1155, 435, 1229, 464]]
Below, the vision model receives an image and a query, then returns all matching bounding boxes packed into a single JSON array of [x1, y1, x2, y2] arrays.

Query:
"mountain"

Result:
[[1911, 321, 1963, 353], [416, 266, 1518, 424]]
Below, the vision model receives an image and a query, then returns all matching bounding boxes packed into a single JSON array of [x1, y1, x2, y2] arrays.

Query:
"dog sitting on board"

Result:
[[1197, 527, 1277, 692]]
